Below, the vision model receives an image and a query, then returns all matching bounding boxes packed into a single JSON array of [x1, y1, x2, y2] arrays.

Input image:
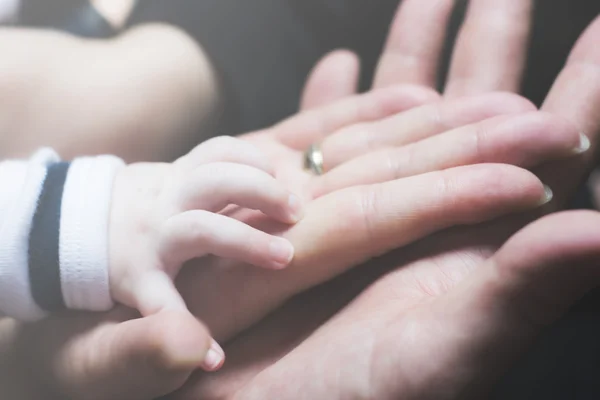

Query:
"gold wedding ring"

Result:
[[304, 143, 324, 175]]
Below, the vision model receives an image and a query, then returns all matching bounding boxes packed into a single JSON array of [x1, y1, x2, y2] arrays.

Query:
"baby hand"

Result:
[[108, 136, 303, 319]]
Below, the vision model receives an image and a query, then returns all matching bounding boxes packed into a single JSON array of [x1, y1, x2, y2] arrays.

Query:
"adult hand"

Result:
[[1, 1, 593, 399], [0, 88, 563, 400], [171, 3, 600, 400], [184, 209, 600, 400], [177, 0, 571, 346]]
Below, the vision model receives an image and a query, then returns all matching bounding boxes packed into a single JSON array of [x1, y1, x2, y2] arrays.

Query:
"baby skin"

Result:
[[0, 136, 303, 372]]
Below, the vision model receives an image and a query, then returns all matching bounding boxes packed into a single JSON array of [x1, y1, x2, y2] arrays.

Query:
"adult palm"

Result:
[[179, 0, 582, 342], [2, 1, 595, 399], [172, 2, 600, 400]]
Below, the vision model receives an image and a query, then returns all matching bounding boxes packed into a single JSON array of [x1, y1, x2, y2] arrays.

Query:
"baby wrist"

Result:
[[59, 154, 125, 312]]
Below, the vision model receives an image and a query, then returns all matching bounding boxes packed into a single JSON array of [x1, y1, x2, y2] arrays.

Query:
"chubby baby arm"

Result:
[[0, 137, 302, 371]]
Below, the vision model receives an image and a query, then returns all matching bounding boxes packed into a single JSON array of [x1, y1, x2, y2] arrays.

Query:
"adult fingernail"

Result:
[[287, 194, 304, 222], [269, 238, 295, 268], [201, 341, 225, 371], [538, 185, 554, 205], [572, 132, 590, 154]]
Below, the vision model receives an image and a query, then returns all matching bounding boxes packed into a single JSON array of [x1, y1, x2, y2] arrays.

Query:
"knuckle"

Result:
[[469, 123, 489, 163], [399, 145, 415, 179], [164, 212, 211, 243], [382, 147, 404, 181], [196, 162, 242, 182], [429, 101, 445, 130], [183, 213, 212, 242], [357, 124, 379, 153], [272, 186, 291, 207], [355, 185, 385, 248], [382, 149, 398, 180], [436, 169, 457, 200]]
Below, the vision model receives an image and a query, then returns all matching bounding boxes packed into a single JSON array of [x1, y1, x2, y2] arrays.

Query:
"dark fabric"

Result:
[[19, 0, 116, 38], [62, 4, 115, 38], [521, 0, 600, 107], [569, 182, 596, 210], [28, 162, 70, 312], [126, 0, 399, 135]]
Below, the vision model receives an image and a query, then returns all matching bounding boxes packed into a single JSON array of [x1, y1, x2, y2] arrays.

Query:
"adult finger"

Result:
[[445, 0, 534, 97], [275, 164, 551, 295], [405, 211, 600, 397], [255, 211, 600, 399], [276, 85, 440, 150], [178, 162, 303, 224], [184, 212, 600, 400], [314, 112, 587, 196], [540, 16, 600, 205], [159, 210, 295, 270], [300, 50, 360, 111], [543, 16, 600, 140], [320, 92, 535, 170], [372, 0, 456, 89], [176, 165, 552, 343], [168, 274, 355, 400]]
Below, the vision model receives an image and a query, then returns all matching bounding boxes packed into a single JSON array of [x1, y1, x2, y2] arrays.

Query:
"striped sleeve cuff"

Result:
[[0, 149, 59, 320], [0, 149, 124, 321]]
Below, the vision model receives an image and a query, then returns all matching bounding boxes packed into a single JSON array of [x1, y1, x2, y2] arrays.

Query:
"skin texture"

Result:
[[171, 2, 600, 399], [0, 24, 220, 162], [0, 95, 563, 399], [105, 136, 303, 373], [109, 136, 301, 319], [0, 1, 599, 399]]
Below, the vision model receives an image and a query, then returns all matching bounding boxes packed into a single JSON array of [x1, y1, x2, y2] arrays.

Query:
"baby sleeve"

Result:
[[0, 149, 124, 321]]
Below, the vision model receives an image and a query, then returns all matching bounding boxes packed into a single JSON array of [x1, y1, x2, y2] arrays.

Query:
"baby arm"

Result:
[[0, 136, 302, 368]]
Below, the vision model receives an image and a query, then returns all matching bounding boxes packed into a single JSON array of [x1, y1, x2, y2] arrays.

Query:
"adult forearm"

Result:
[[0, 24, 221, 162]]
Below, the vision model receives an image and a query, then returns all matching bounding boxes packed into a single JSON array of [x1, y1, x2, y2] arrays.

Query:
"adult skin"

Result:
[[0, 23, 220, 162], [1, 1, 599, 399], [170, 1, 600, 399]]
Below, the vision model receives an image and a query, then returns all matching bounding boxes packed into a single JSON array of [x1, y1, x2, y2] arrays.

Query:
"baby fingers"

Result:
[[159, 210, 295, 270]]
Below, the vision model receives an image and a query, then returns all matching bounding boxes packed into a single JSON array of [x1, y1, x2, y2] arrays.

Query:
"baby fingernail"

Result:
[[202, 341, 225, 371], [538, 184, 554, 205], [269, 238, 294, 268], [572, 132, 590, 154]]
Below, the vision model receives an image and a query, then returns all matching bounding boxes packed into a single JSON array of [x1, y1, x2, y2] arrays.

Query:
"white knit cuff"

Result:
[[60, 155, 125, 311], [0, 149, 59, 321]]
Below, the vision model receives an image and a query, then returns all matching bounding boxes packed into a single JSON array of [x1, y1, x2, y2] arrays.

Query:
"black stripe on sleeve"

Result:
[[28, 162, 70, 312]]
